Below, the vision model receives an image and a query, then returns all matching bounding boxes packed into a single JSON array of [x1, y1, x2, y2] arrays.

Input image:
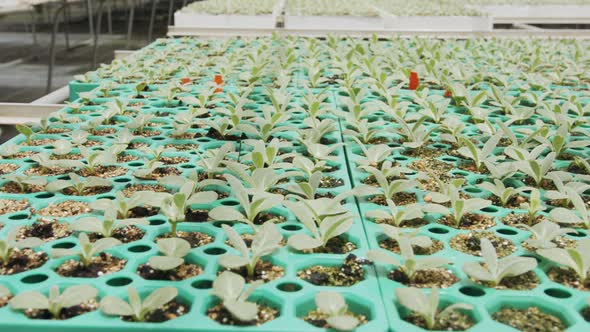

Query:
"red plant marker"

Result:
[[214, 74, 223, 93], [409, 71, 419, 90], [181, 77, 191, 85], [444, 89, 452, 98]]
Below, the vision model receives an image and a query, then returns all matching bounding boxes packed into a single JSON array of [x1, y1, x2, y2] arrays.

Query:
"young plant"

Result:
[[133, 159, 164, 179], [51, 233, 121, 266], [194, 143, 235, 179], [226, 163, 300, 193], [209, 174, 283, 233], [0, 228, 44, 264], [517, 152, 557, 187], [379, 224, 433, 249], [46, 172, 111, 195], [100, 287, 178, 322], [159, 183, 218, 236], [31, 153, 84, 172], [519, 188, 545, 226], [71, 209, 148, 238], [462, 238, 537, 287], [91, 191, 166, 219], [392, 116, 438, 150], [286, 171, 322, 200], [367, 238, 451, 280], [478, 179, 528, 207], [365, 199, 424, 227], [139, 146, 174, 162], [148, 238, 191, 271], [241, 139, 294, 170], [15, 124, 35, 145], [457, 132, 503, 172], [285, 199, 353, 252], [355, 165, 418, 203], [10, 285, 98, 319], [1, 174, 47, 193], [353, 140, 395, 167], [211, 271, 263, 322], [424, 189, 492, 228], [549, 188, 590, 228], [396, 287, 472, 331], [314, 291, 360, 331], [80, 146, 117, 175], [537, 238, 590, 282], [219, 222, 282, 278], [126, 113, 156, 135], [518, 221, 576, 250]]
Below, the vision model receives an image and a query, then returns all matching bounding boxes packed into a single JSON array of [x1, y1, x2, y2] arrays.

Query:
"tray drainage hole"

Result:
[[180, 164, 196, 169], [191, 280, 213, 289], [481, 206, 499, 213], [152, 136, 165, 141], [282, 224, 302, 231], [196, 138, 211, 143], [221, 200, 239, 206], [464, 187, 482, 194], [392, 156, 408, 161], [21, 274, 48, 284], [8, 213, 28, 220], [459, 286, 485, 297], [496, 228, 518, 236], [204, 247, 226, 255], [544, 288, 571, 299], [129, 245, 151, 253], [213, 221, 233, 228], [149, 219, 166, 226], [129, 162, 144, 167], [35, 193, 54, 199], [98, 195, 116, 200], [107, 277, 133, 287], [43, 146, 54, 150], [441, 157, 457, 163], [428, 227, 449, 234], [24, 159, 36, 163], [114, 177, 132, 183], [57, 175, 71, 180], [452, 170, 469, 176], [277, 282, 302, 293], [52, 242, 75, 249], [567, 230, 586, 237]]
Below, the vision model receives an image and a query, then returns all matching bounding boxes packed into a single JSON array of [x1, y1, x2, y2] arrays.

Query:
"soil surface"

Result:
[[55, 253, 126, 278], [492, 306, 566, 332]]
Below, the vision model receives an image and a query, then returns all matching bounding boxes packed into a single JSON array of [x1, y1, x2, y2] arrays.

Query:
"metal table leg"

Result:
[[46, 2, 67, 94], [63, 0, 70, 49], [107, 0, 113, 34], [126, 0, 135, 48], [92, 0, 105, 68], [167, 0, 174, 26], [86, 0, 95, 38], [148, 0, 159, 41]]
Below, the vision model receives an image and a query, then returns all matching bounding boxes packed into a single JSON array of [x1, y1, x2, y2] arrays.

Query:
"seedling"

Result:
[[0, 228, 44, 263], [79, 146, 117, 175], [149, 238, 191, 271], [91, 191, 166, 219], [51, 233, 121, 267], [15, 124, 35, 145], [463, 239, 537, 287], [424, 189, 492, 228], [365, 199, 424, 227], [211, 271, 263, 322], [159, 182, 218, 236], [71, 210, 148, 238], [1, 174, 47, 193], [209, 174, 283, 233], [379, 224, 433, 249], [478, 179, 528, 207], [100, 287, 178, 322], [313, 291, 360, 331], [46, 172, 111, 195], [219, 223, 282, 278], [367, 238, 451, 281], [457, 132, 503, 172], [519, 188, 545, 226], [396, 287, 472, 330], [537, 239, 590, 282], [517, 221, 576, 250], [285, 200, 353, 252], [10, 285, 98, 319]]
